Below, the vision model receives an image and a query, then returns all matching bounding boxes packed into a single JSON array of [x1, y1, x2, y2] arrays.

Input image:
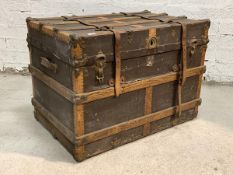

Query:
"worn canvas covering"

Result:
[[26, 10, 210, 161]]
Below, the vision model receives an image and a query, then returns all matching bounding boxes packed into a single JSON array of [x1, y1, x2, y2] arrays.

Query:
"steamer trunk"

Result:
[[26, 10, 210, 161]]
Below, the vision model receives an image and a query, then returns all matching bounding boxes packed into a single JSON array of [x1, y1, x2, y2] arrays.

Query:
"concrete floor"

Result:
[[0, 74, 232, 175]]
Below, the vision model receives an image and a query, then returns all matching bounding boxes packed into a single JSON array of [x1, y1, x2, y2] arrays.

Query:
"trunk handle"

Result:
[[40, 57, 57, 73]]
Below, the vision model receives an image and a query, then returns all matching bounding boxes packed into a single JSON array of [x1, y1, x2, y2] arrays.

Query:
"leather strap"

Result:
[[111, 30, 122, 96], [175, 22, 187, 118], [120, 12, 167, 20], [63, 17, 122, 97], [63, 13, 188, 101], [121, 12, 188, 117]]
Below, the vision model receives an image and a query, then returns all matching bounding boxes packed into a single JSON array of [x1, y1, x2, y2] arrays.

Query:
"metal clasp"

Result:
[[95, 51, 106, 83], [190, 39, 198, 55]]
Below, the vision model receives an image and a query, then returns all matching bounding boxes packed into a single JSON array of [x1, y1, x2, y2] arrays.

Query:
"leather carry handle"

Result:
[[40, 57, 57, 73]]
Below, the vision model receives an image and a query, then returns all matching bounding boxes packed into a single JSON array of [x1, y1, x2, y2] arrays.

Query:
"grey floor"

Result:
[[0, 74, 233, 175]]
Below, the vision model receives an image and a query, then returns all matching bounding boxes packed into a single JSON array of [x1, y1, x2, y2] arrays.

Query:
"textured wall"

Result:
[[0, 0, 233, 82]]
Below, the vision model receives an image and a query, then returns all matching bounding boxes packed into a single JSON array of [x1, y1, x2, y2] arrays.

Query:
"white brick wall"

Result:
[[0, 0, 233, 82]]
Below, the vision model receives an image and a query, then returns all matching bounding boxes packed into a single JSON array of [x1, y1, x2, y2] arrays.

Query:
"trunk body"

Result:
[[26, 11, 210, 161]]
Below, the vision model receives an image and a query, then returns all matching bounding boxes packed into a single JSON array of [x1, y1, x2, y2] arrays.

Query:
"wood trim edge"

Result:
[[29, 65, 75, 103], [29, 64, 205, 105], [75, 98, 201, 146], [31, 98, 75, 143], [143, 86, 152, 136], [78, 65, 206, 104], [73, 68, 85, 161]]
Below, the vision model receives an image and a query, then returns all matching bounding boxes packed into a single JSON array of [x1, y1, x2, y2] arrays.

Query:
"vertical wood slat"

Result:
[[73, 70, 85, 161], [143, 27, 156, 136], [195, 25, 209, 113], [195, 45, 207, 113], [72, 43, 85, 161], [143, 86, 152, 136]]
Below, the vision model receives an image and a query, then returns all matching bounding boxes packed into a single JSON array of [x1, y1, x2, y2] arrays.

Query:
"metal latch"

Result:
[[190, 39, 198, 55], [95, 52, 106, 83]]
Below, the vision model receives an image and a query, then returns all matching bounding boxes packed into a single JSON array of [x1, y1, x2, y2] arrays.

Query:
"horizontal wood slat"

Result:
[[75, 98, 201, 146], [29, 65, 75, 103], [29, 65, 206, 104], [32, 98, 75, 142], [27, 11, 164, 31], [78, 65, 206, 104]]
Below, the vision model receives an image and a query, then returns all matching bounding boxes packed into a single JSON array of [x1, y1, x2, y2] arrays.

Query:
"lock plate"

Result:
[[95, 52, 106, 83]]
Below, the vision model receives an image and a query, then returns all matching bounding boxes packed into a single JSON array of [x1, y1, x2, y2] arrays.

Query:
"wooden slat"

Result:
[[31, 98, 75, 143], [26, 11, 169, 41], [77, 65, 206, 104], [29, 64, 205, 105], [143, 86, 152, 136], [29, 65, 75, 102], [195, 23, 209, 113], [57, 20, 164, 31], [29, 10, 152, 24], [144, 87, 153, 115], [26, 11, 151, 30], [73, 66, 85, 161], [195, 46, 207, 113], [76, 98, 201, 146], [142, 24, 156, 136]]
